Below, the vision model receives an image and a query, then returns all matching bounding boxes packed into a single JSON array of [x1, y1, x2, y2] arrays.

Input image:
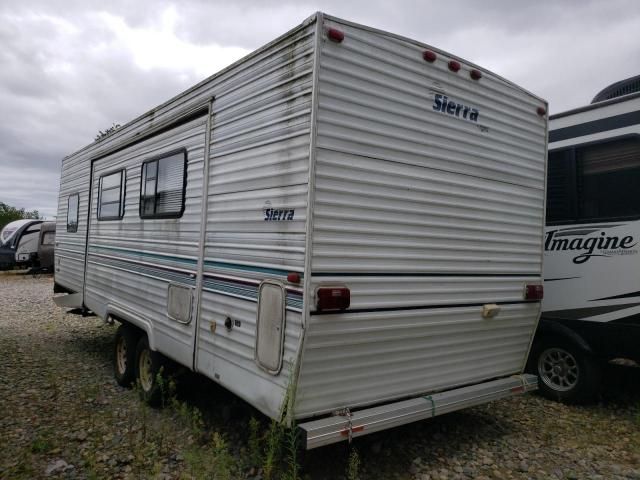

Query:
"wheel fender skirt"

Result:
[[538, 318, 593, 353]]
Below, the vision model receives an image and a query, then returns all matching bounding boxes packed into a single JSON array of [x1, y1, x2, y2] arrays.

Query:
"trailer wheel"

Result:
[[134, 336, 165, 407], [113, 324, 138, 388], [529, 338, 601, 403]]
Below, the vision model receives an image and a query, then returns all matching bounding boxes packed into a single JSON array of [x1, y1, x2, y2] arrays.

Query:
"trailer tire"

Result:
[[113, 324, 139, 388], [528, 338, 601, 404], [134, 336, 166, 407]]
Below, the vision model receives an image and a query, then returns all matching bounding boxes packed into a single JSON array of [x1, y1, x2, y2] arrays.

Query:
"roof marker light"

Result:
[[537, 106, 547, 116], [470, 69, 482, 80], [448, 60, 461, 72], [327, 28, 344, 43], [423, 50, 437, 63]]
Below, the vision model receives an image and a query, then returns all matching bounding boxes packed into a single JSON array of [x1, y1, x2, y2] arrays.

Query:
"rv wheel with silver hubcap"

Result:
[[528, 338, 601, 404], [113, 324, 138, 388], [134, 336, 165, 407], [538, 347, 578, 392]]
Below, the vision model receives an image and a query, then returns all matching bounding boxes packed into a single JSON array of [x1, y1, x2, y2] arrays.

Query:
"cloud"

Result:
[[0, 2, 250, 217], [0, 0, 639, 217]]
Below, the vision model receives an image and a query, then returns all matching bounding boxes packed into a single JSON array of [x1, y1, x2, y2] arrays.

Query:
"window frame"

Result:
[[139, 148, 188, 220], [67, 193, 79, 233], [546, 134, 640, 226], [41, 230, 55, 246], [97, 169, 126, 221]]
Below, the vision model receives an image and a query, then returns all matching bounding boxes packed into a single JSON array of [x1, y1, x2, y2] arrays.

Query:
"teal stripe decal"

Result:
[[90, 245, 196, 265], [89, 244, 301, 277], [205, 261, 293, 277], [88, 248, 303, 311]]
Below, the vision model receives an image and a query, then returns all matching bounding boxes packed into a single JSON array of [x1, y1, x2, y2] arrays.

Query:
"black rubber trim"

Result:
[[549, 111, 640, 143], [310, 300, 539, 316]]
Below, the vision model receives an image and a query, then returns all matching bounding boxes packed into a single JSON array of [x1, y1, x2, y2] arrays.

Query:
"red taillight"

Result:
[[423, 50, 437, 63], [316, 287, 350, 311], [524, 284, 544, 301], [287, 272, 301, 284], [448, 60, 461, 72], [327, 28, 344, 43], [470, 69, 482, 80], [537, 106, 546, 116]]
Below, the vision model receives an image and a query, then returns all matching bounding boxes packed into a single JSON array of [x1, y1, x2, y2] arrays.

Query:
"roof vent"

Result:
[[591, 74, 640, 103]]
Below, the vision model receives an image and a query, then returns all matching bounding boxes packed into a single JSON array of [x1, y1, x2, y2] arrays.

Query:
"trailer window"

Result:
[[577, 138, 640, 220], [140, 150, 186, 218], [546, 137, 640, 224], [67, 194, 79, 232], [546, 149, 576, 223], [98, 170, 126, 220], [41, 231, 55, 245]]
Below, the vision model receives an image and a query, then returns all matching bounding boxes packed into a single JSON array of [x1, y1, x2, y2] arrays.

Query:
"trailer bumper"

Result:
[[299, 374, 537, 449]]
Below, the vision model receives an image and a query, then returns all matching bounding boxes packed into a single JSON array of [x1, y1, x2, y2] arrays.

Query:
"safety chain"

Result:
[[337, 407, 354, 444]]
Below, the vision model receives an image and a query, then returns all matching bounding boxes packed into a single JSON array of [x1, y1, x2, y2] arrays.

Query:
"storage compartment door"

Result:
[[255, 280, 286, 374]]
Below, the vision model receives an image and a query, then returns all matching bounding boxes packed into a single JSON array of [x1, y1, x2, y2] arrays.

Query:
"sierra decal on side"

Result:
[[433, 94, 479, 122], [264, 208, 295, 221]]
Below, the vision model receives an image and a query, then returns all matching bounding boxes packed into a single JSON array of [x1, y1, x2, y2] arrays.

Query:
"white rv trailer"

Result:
[[529, 77, 640, 403], [15, 222, 44, 266], [0, 219, 44, 269], [53, 13, 548, 448]]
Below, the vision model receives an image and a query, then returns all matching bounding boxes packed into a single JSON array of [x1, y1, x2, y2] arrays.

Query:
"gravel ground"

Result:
[[1, 274, 639, 480]]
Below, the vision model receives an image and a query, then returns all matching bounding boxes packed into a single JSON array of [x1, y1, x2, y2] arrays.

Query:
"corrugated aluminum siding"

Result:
[[84, 116, 207, 368], [295, 16, 547, 417], [55, 155, 90, 293], [55, 16, 318, 420], [196, 20, 315, 418]]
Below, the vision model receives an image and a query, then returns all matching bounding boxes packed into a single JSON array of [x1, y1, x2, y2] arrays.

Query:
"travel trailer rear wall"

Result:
[[53, 12, 548, 448]]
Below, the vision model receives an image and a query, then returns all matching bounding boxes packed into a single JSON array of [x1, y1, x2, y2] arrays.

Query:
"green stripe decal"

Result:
[[89, 245, 300, 277]]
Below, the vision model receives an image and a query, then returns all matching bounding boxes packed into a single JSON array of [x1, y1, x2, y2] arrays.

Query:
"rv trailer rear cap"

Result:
[[524, 284, 544, 301], [316, 286, 350, 311]]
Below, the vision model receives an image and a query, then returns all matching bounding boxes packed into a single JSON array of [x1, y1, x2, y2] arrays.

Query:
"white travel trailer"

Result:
[[528, 76, 640, 403], [53, 13, 548, 448], [15, 222, 43, 267], [0, 219, 43, 269]]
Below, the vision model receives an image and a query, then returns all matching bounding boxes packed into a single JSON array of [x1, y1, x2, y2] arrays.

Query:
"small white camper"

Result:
[[53, 13, 548, 448], [529, 77, 640, 403]]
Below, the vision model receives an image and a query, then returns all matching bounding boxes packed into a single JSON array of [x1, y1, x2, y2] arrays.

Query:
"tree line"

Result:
[[0, 202, 41, 231]]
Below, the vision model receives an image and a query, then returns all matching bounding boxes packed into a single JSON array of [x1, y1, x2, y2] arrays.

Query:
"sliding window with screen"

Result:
[[140, 150, 187, 219]]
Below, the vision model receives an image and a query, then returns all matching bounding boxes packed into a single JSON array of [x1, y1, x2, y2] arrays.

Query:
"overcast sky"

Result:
[[1, 0, 639, 218]]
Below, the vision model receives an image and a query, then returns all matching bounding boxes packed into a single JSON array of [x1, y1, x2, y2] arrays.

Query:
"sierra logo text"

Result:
[[432, 94, 479, 122]]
